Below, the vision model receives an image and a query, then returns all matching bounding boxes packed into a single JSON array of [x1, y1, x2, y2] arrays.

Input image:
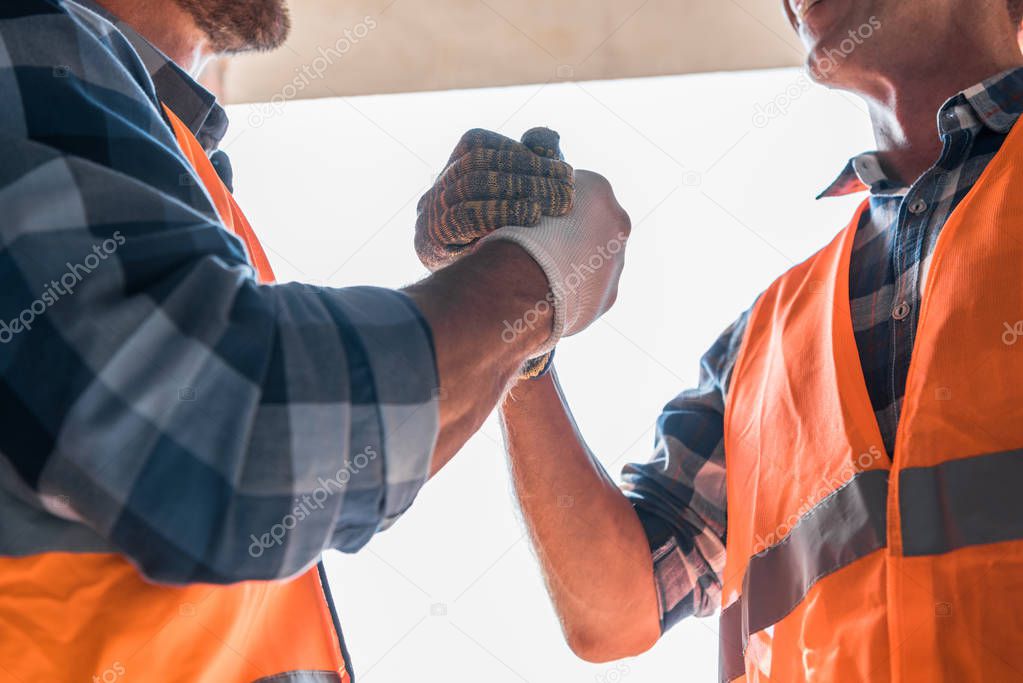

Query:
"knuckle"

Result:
[[437, 163, 460, 190], [415, 234, 439, 260], [618, 212, 632, 236], [416, 190, 431, 214], [414, 220, 428, 245], [574, 169, 609, 187], [461, 128, 489, 144], [619, 207, 632, 229]]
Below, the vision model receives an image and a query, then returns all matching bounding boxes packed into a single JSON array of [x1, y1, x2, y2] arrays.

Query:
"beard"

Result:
[[171, 0, 291, 53]]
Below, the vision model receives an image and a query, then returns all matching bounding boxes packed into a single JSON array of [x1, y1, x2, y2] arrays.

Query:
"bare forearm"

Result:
[[500, 371, 661, 662], [405, 241, 552, 475]]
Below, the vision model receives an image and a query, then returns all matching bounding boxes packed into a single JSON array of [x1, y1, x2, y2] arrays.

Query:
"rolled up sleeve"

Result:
[[620, 310, 749, 631]]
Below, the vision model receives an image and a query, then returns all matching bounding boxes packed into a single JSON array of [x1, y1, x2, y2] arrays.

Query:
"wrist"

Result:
[[479, 230, 565, 355], [472, 240, 556, 359], [503, 366, 557, 410]]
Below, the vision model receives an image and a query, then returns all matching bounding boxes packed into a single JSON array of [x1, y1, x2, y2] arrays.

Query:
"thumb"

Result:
[[520, 127, 564, 162]]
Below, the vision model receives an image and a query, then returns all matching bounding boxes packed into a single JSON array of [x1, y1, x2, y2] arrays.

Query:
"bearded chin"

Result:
[[172, 0, 292, 54]]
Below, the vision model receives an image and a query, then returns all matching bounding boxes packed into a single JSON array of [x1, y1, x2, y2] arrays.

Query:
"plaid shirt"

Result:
[[0, 0, 439, 583], [622, 66, 1023, 631]]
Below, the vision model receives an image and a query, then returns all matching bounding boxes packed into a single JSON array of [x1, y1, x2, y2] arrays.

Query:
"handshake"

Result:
[[415, 128, 631, 377]]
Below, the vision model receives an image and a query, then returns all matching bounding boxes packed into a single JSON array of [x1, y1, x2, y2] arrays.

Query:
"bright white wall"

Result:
[[224, 68, 874, 683]]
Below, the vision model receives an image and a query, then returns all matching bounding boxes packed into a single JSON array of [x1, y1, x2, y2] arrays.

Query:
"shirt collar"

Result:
[[70, 0, 228, 152], [818, 65, 1023, 199]]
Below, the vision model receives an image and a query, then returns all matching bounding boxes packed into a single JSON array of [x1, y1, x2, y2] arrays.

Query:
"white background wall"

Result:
[[224, 67, 874, 682]]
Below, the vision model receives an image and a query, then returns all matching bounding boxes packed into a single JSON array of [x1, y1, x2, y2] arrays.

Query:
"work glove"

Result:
[[415, 127, 575, 377], [478, 170, 630, 355]]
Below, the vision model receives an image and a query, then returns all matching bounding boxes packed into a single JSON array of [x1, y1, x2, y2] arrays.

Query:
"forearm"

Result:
[[500, 371, 661, 662], [405, 241, 554, 475]]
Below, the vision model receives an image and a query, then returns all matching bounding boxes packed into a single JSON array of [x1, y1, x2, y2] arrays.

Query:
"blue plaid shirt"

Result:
[[0, 0, 439, 583], [623, 66, 1023, 631]]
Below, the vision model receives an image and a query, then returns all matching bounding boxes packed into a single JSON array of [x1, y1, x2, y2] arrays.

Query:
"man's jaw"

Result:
[[789, 0, 858, 47], [789, 0, 827, 26]]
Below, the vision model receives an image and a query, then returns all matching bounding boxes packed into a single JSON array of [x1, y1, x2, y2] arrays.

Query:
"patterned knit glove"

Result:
[[415, 128, 574, 271], [415, 127, 573, 378]]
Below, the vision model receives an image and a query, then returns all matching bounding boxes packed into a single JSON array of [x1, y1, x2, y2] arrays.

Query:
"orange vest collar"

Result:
[[161, 104, 276, 284]]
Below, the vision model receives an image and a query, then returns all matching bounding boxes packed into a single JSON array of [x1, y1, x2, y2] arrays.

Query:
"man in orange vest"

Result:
[[0, 1, 630, 681], [474, 1, 1023, 681]]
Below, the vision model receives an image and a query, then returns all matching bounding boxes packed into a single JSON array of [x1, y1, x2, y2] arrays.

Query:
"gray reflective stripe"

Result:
[[900, 447, 1023, 556], [718, 469, 889, 682], [251, 671, 343, 683], [742, 468, 888, 640], [719, 600, 744, 682]]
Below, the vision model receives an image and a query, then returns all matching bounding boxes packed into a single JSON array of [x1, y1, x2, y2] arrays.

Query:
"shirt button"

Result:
[[893, 301, 911, 320], [908, 198, 928, 214]]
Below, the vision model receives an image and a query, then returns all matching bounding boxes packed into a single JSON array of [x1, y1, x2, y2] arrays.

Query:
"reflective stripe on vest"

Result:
[[253, 672, 346, 683], [0, 106, 351, 683], [719, 470, 888, 682], [899, 447, 1023, 556], [720, 116, 1023, 682]]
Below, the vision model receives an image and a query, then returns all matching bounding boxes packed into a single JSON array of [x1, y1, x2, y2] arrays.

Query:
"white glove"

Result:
[[479, 170, 630, 354]]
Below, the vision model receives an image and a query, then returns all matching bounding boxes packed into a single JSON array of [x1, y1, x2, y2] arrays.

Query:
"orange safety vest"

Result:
[[0, 107, 352, 683], [718, 119, 1023, 681]]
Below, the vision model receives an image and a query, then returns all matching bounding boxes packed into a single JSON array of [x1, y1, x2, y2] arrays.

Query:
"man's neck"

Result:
[[862, 44, 1023, 187], [94, 0, 210, 74]]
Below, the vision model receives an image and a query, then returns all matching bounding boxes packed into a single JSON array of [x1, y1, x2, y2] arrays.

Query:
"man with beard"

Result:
[[489, 0, 1023, 680], [0, 1, 629, 681]]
